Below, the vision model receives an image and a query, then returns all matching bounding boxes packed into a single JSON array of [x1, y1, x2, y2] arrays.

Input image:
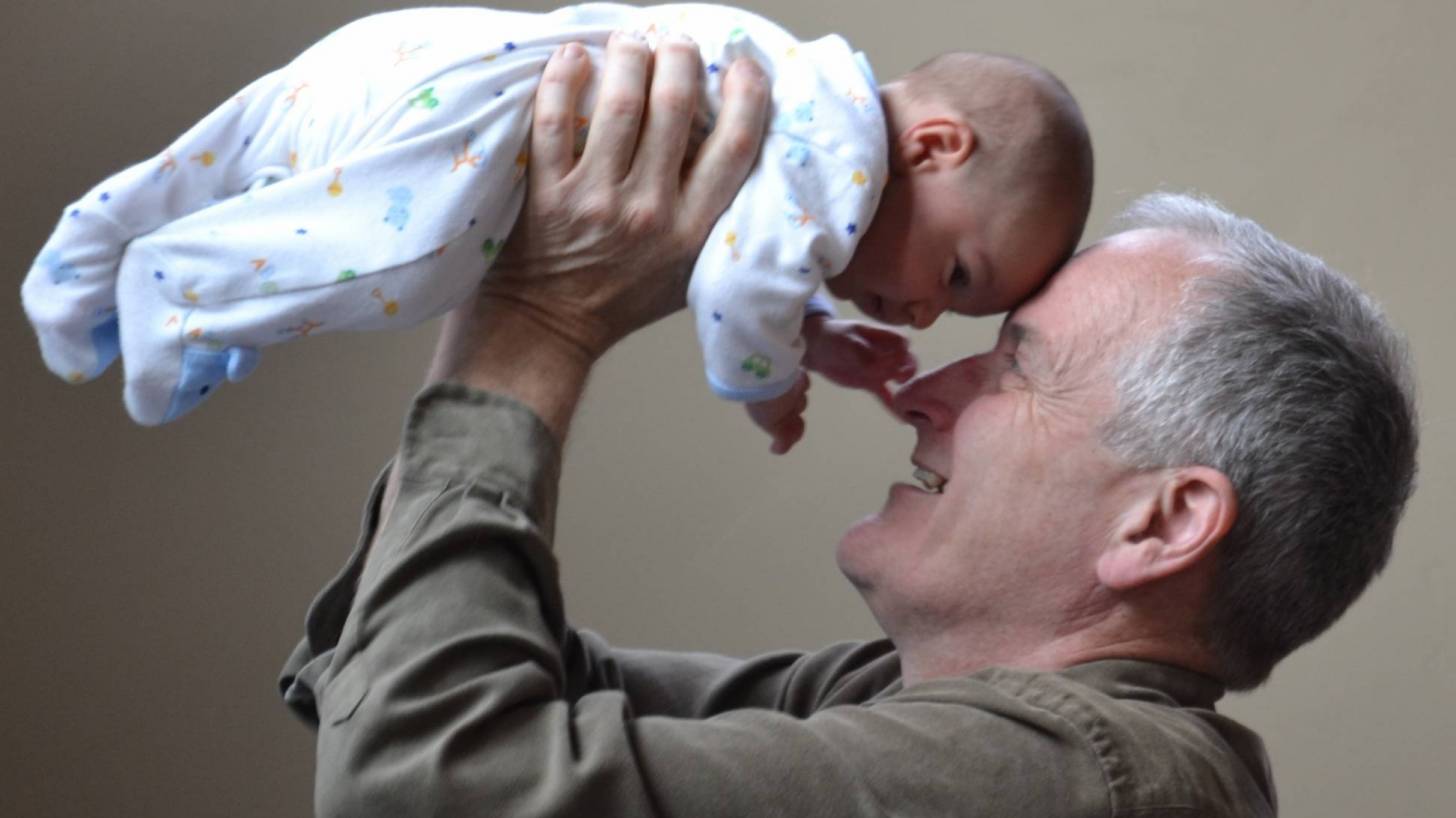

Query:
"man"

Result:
[[279, 38, 1417, 817]]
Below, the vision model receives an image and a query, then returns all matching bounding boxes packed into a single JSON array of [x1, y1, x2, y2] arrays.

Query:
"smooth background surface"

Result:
[[2, 1, 1451, 814]]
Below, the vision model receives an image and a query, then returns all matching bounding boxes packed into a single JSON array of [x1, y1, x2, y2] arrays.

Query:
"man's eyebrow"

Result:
[[1007, 321, 1035, 347]]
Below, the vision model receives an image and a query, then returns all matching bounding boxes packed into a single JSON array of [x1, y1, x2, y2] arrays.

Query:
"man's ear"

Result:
[[1097, 467, 1237, 591], [897, 117, 976, 172]]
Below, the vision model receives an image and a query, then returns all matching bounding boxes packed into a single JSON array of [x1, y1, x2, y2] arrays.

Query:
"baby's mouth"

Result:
[[913, 467, 946, 494], [857, 294, 888, 323]]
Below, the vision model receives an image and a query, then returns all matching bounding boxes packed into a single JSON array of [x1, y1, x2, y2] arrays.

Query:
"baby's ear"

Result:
[[899, 116, 976, 172]]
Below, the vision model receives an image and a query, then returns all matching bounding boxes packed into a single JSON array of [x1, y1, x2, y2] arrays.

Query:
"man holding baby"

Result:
[[280, 33, 1415, 818]]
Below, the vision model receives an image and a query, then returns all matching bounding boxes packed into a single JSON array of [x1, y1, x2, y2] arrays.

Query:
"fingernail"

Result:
[[665, 32, 695, 46], [560, 42, 584, 60]]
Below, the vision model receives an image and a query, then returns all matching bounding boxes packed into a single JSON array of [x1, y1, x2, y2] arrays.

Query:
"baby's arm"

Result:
[[744, 372, 812, 455], [741, 311, 915, 455], [800, 313, 917, 406], [687, 24, 887, 453]]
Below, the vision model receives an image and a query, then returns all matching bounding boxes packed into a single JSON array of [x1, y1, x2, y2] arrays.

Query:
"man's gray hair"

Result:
[[1101, 192, 1418, 690]]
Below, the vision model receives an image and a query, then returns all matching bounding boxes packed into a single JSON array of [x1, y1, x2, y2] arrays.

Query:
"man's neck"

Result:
[[892, 608, 1218, 688]]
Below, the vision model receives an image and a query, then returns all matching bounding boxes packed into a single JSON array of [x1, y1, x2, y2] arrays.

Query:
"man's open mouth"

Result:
[[913, 467, 946, 494]]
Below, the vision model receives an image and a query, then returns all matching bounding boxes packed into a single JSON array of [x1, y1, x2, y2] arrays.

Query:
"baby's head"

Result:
[[828, 52, 1093, 327]]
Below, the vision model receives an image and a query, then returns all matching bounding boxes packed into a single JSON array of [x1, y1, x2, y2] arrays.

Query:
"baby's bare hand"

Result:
[[802, 319, 917, 406], [745, 372, 811, 455]]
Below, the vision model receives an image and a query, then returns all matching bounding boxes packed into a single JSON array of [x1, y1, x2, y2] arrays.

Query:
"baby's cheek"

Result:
[[847, 237, 903, 292]]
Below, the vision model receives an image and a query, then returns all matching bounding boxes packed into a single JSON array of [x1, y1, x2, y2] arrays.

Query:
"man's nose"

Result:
[[889, 359, 980, 429]]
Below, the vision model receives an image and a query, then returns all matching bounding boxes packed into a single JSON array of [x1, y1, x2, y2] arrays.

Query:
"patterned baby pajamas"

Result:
[[20, 3, 886, 423]]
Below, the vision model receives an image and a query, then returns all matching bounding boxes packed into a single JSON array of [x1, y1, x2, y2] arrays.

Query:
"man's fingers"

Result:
[[680, 57, 769, 234], [576, 31, 652, 182], [529, 43, 593, 189], [630, 34, 702, 196]]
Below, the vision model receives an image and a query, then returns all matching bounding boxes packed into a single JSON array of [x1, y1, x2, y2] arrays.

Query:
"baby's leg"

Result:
[[20, 68, 299, 386], [116, 220, 512, 425], [111, 39, 546, 425]]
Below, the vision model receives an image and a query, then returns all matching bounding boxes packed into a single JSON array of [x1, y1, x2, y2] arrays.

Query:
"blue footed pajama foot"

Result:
[[123, 345, 260, 425], [22, 219, 132, 385], [35, 312, 123, 385]]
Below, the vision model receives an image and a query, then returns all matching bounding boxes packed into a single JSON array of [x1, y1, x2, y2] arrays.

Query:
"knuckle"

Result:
[[721, 129, 759, 163], [656, 40, 702, 70], [609, 33, 651, 60], [652, 87, 695, 118], [731, 66, 770, 106], [623, 201, 665, 235], [539, 60, 576, 86], [601, 91, 643, 120], [658, 38, 698, 59], [533, 110, 574, 138]]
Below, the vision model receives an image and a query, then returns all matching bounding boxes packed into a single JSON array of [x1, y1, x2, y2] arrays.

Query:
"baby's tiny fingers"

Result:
[[894, 351, 918, 382], [771, 416, 806, 455], [868, 381, 896, 409]]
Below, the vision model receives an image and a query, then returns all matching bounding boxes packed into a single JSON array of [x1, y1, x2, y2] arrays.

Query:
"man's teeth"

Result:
[[913, 468, 946, 493]]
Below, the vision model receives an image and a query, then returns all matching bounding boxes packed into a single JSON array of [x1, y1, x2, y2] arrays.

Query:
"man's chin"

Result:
[[835, 514, 888, 591]]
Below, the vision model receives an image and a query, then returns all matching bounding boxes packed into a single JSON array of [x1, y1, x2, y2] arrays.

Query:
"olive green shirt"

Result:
[[280, 383, 1277, 816]]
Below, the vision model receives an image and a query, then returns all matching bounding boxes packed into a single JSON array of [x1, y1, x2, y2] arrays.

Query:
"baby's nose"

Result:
[[906, 301, 941, 329]]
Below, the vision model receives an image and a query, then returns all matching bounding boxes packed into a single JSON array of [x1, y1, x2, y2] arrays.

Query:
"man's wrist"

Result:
[[425, 294, 596, 442]]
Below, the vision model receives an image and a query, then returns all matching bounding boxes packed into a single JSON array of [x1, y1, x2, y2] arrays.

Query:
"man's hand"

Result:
[[475, 34, 770, 362], [801, 315, 918, 407], [745, 372, 811, 455], [423, 35, 771, 439]]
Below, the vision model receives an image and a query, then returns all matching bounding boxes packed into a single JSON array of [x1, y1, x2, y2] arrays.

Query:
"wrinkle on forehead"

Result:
[[1016, 231, 1198, 414], [1075, 232, 1198, 338]]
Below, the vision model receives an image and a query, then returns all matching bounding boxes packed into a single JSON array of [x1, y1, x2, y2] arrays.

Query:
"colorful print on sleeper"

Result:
[[19, 3, 886, 424]]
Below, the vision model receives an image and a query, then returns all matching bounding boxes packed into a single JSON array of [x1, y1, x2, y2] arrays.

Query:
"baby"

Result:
[[20, 4, 1092, 452]]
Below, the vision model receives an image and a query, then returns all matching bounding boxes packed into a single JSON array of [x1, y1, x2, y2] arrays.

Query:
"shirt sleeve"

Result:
[[281, 384, 1135, 818], [279, 383, 1273, 818], [277, 384, 928, 815]]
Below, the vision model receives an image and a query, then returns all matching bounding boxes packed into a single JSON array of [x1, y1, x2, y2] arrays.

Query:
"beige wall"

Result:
[[2, 0, 1452, 814]]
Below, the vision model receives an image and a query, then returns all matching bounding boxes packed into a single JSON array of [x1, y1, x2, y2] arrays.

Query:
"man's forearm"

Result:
[[370, 297, 594, 551], [424, 297, 595, 442]]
